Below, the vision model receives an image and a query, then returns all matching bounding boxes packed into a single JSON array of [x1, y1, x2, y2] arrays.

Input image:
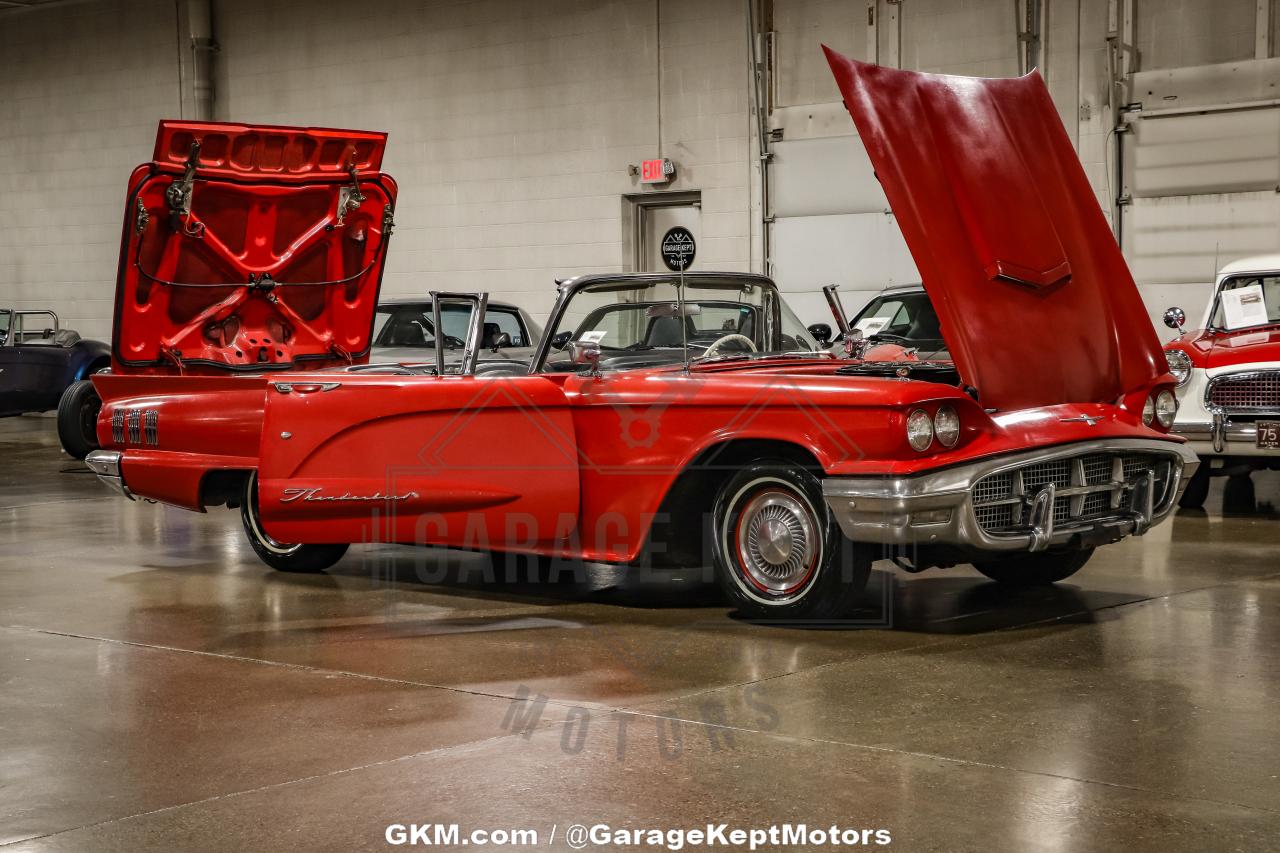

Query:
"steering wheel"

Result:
[[701, 333, 757, 359]]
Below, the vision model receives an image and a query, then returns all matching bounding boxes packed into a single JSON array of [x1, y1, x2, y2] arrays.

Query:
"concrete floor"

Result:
[[2, 415, 1279, 852]]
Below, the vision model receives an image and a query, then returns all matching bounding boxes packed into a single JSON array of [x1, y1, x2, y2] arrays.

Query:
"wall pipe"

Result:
[[745, 0, 772, 276]]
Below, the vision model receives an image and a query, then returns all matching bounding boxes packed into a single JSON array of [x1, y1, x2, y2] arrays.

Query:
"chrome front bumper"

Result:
[[1173, 409, 1279, 457], [85, 450, 134, 500], [821, 439, 1199, 556]]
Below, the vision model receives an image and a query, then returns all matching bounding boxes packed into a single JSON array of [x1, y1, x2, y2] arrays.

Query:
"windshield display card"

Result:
[[855, 318, 890, 336], [1221, 284, 1269, 330]]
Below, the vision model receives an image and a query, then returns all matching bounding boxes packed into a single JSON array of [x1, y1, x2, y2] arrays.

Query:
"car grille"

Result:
[[1206, 371, 1280, 417], [971, 451, 1176, 535]]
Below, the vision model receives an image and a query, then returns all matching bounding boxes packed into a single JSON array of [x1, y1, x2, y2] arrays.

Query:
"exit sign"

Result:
[[640, 158, 675, 184]]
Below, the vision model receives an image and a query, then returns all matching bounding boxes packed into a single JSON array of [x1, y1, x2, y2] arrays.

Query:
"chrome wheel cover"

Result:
[[734, 487, 818, 597]]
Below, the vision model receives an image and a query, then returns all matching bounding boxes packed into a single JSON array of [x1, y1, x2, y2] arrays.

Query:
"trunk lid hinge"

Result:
[[166, 140, 203, 236], [336, 162, 366, 227]]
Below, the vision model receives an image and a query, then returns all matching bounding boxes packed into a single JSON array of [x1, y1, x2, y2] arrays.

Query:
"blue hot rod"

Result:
[[0, 309, 111, 458]]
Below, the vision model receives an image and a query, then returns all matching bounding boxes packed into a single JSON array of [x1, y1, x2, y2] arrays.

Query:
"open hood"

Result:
[[113, 121, 397, 374], [824, 49, 1165, 411]]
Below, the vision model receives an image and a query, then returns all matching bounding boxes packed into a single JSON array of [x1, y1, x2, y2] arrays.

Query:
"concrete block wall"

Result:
[[0, 0, 1274, 337], [0, 0, 181, 340], [214, 0, 751, 317]]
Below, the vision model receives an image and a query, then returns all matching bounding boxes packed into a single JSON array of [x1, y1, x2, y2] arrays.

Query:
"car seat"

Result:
[[647, 316, 684, 347], [481, 322, 502, 349], [390, 323, 426, 346]]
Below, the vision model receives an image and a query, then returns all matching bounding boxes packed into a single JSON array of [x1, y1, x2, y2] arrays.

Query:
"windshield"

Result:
[[850, 290, 944, 345], [1211, 274, 1280, 331], [541, 278, 820, 372], [372, 304, 530, 350]]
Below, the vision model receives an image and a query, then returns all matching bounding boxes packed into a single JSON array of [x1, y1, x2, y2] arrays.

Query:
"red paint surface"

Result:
[[822, 48, 1167, 411], [113, 121, 396, 376], [245, 364, 1176, 561], [1166, 327, 1280, 369]]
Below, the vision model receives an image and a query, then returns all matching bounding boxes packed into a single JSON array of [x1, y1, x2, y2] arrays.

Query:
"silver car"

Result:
[[370, 298, 542, 367]]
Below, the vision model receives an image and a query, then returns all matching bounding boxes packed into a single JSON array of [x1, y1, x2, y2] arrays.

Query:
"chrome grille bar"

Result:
[[972, 451, 1174, 535], [1206, 370, 1280, 417]]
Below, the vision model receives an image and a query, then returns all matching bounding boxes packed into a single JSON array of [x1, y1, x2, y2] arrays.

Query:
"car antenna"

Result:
[[678, 266, 691, 373]]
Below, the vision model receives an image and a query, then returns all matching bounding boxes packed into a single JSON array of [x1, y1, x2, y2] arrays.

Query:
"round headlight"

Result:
[[1164, 349, 1192, 386], [1155, 389, 1178, 429], [906, 409, 934, 451], [934, 405, 960, 448], [1142, 395, 1155, 426]]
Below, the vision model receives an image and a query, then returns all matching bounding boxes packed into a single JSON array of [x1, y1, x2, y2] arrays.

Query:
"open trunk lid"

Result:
[[824, 48, 1166, 411], [113, 121, 397, 374]]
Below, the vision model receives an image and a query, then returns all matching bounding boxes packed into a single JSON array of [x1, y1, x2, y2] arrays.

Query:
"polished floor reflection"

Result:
[[2, 416, 1278, 851]]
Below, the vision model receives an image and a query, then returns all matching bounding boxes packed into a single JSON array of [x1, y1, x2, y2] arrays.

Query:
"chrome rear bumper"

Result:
[[821, 439, 1198, 556], [85, 450, 134, 500]]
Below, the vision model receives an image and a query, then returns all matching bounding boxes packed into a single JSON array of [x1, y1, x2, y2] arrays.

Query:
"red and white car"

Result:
[[1162, 255, 1280, 508], [87, 52, 1198, 620]]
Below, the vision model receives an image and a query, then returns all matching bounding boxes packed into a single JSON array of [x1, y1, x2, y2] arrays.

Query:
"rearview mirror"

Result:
[[807, 323, 832, 345], [551, 331, 572, 350], [490, 331, 512, 352], [1163, 307, 1186, 330]]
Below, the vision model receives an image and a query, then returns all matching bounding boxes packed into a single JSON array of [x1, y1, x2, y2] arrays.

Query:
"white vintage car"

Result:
[[1162, 255, 1280, 508]]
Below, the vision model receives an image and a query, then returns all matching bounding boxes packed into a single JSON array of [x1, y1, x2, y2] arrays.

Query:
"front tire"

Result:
[[56, 379, 100, 460], [712, 461, 870, 620], [240, 472, 348, 573], [1178, 461, 1210, 509], [972, 547, 1094, 586]]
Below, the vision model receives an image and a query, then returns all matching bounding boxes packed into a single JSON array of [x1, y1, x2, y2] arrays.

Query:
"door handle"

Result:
[[274, 382, 341, 394]]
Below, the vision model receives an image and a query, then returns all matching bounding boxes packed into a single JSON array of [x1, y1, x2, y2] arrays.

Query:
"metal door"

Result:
[[638, 198, 701, 273]]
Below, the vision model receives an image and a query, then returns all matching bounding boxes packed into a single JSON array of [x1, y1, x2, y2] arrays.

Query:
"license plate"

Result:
[[1258, 421, 1280, 449]]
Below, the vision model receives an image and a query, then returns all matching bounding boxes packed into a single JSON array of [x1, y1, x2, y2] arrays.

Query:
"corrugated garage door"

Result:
[[1121, 106, 1280, 331], [769, 134, 919, 324]]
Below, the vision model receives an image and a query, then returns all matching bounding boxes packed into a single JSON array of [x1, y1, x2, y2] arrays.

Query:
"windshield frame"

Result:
[[528, 273, 817, 374]]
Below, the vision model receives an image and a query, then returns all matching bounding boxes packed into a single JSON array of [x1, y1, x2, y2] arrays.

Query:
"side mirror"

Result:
[[568, 339, 602, 376], [1163, 307, 1186, 330], [844, 328, 867, 359], [490, 331, 512, 352], [807, 323, 832, 345], [551, 331, 573, 350]]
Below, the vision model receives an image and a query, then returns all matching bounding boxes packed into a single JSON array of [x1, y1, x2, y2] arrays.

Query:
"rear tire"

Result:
[[56, 379, 100, 460], [240, 472, 348, 573], [973, 547, 1094, 586], [712, 461, 871, 621], [1178, 461, 1210, 509]]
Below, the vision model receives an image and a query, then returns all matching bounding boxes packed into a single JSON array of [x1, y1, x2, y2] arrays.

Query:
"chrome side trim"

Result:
[[821, 439, 1198, 555], [85, 450, 134, 501]]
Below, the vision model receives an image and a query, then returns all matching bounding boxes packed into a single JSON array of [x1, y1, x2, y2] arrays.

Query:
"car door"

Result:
[[256, 372, 581, 550], [15, 343, 70, 411], [0, 313, 67, 413]]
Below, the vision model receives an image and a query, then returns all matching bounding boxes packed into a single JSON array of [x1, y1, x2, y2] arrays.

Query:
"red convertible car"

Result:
[[87, 53, 1196, 619]]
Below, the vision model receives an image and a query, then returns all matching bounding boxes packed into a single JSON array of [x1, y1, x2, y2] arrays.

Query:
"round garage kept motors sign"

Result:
[[660, 227, 696, 271]]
